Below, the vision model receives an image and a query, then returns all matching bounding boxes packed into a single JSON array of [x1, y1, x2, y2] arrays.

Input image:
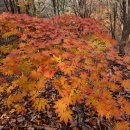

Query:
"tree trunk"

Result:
[[52, 0, 57, 15], [9, 0, 15, 13], [32, 0, 36, 15], [119, 0, 130, 55], [113, 3, 117, 39], [121, 0, 130, 41], [4, 0, 9, 11], [15, 0, 21, 14], [107, 0, 117, 39]]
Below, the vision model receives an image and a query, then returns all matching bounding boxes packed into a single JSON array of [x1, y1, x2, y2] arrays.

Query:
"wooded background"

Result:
[[0, 0, 130, 54]]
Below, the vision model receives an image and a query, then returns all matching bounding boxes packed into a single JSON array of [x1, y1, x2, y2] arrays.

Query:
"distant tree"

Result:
[[121, 0, 130, 41], [32, 0, 36, 15], [15, 0, 21, 13], [118, 0, 130, 55], [70, 0, 96, 18], [3, 0, 10, 12], [51, 0, 68, 16], [9, 0, 15, 13], [3, 0, 32, 14], [51, 0, 56, 15], [107, 0, 118, 39]]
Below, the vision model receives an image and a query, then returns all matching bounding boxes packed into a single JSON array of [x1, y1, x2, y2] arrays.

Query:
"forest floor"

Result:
[[0, 12, 130, 129], [0, 37, 130, 130]]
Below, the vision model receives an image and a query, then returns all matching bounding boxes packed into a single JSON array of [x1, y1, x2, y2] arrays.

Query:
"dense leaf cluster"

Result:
[[0, 13, 130, 126]]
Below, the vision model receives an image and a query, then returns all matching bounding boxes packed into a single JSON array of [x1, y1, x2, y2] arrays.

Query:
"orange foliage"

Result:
[[114, 121, 130, 130], [0, 13, 130, 126]]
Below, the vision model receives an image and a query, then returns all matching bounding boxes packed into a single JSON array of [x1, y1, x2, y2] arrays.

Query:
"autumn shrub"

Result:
[[0, 13, 130, 125]]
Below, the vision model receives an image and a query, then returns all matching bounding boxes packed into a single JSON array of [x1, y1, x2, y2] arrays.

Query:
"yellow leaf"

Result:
[[13, 75, 28, 88], [54, 98, 72, 124], [30, 90, 39, 100], [33, 98, 47, 111], [15, 104, 26, 114], [36, 78, 45, 90], [19, 43, 26, 48], [0, 87, 4, 93], [7, 85, 15, 93], [2, 30, 18, 38], [53, 55, 62, 63], [0, 83, 8, 91], [4, 69, 14, 75], [70, 89, 82, 104], [61, 65, 74, 75]]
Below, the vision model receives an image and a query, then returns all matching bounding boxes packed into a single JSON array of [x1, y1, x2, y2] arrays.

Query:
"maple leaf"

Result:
[[0, 83, 8, 92], [96, 102, 111, 118], [0, 87, 4, 93], [30, 90, 39, 100], [36, 77, 46, 91], [6, 92, 25, 108], [33, 98, 47, 111], [62, 65, 74, 75], [114, 121, 130, 130], [58, 62, 68, 71], [15, 104, 26, 114], [53, 55, 62, 63], [53, 77, 71, 97], [54, 98, 72, 124], [69, 89, 82, 104], [14, 75, 28, 88], [2, 30, 18, 38], [43, 69, 56, 79], [4, 69, 14, 76], [119, 97, 130, 115], [122, 80, 130, 89], [29, 70, 39, 80], [109, 82, 119, 92], [7, 85, 16, 94]]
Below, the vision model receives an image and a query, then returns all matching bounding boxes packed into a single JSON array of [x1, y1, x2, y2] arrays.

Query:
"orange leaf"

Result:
[[33, 98, 47, 111], [114, 121, 129, 130], [122, 80, 130, 89], [54, 98, 72, 124]]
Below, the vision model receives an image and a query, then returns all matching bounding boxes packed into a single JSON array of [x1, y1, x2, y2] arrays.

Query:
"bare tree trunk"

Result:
[[9, 0, 15, 13], [79, 0, 88, 18], [57, 0, 60, 15], [61, 0, 66, 14], [4, 0, 18, 13], [32, 0, 36, 15], [71, 0, 78, 16], [52, 0, 57, 15], [4, 0, 9, 11], [119, 0, 130, 55], [107, 0, 117, 39], [71, 0, 94, 18], [11, 0, 18, 13], [121, 0, 129, 41], [15, 0, 21, 14], [128, 0, 130, 35], [113, 3, 117, 39]]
